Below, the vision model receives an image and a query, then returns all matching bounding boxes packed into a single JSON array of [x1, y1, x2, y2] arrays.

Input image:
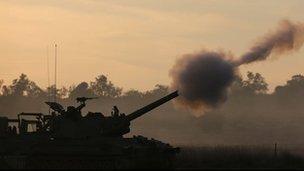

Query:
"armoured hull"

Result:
[[0, 135, 179, 169]]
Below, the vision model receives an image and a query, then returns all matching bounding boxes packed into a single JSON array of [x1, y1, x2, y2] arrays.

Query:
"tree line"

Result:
[[0, 73, 170, 99], [1, 72, 304, 145]]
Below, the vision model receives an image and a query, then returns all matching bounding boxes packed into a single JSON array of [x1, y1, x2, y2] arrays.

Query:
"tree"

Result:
[[58, 87, 69, 99], [151, 84, 169, 95], [242, 72, 268, 94], [275, 74, 304, 97], [143, 84, 169, 98], [124, 89, 144, 98], [228, 73, 269, 99], [0, 80, 3, 89], [8, 74, 44, 97], [90, 75, 122, 98], [286, 74, 304, 87], [69, 82, 95, 99], [1, 85, 11, 96], [10, 74, 29, 96], [26, 81, 45, 98], [0, 80, 3, 95], [46, 85, 67, 100]]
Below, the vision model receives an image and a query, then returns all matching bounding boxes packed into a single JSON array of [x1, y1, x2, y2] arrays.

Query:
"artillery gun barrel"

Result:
[[126, 91, 179, 121]]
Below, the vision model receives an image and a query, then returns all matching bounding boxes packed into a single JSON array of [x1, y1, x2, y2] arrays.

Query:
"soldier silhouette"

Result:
[[12, 126, 17, 135], [111, 106, 119, 117]]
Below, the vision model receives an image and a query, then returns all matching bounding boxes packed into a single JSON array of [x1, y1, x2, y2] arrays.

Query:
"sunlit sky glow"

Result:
[[1, 0, 304, 92]]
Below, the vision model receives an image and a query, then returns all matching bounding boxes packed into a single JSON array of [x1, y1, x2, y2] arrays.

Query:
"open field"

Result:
[[174, 145, 304, 169]]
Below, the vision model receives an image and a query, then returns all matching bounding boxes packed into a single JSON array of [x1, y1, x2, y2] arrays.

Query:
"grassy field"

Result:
[[174, 145, 304, 169]]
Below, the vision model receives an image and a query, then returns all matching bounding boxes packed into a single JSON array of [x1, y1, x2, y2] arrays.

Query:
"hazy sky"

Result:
[[1, 0, 304, 92]]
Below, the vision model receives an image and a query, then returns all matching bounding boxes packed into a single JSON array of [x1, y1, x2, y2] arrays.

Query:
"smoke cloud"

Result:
[[170, 20, 304, 113], [234, 20, 304, 66], [169, 50, 236, 113]]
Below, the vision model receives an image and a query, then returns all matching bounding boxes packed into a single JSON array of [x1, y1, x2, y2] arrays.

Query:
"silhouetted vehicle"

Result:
[[0, 91, 179, 169]]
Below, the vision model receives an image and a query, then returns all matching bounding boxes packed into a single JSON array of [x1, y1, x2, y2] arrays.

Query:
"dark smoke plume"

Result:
[[170, 20, 304, 114], [234, 20, 304, 66], [169, 50, 236, 113]]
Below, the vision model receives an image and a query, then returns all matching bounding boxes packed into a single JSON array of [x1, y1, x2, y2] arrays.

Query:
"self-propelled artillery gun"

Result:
[[0, 91, 179, 169]]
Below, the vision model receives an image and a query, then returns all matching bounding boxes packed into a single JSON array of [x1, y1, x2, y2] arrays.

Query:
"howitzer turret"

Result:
[[42, 91, 179, 138]]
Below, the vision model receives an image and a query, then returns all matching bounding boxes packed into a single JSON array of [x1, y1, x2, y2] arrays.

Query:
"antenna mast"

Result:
[[47, 45, 51, 114], [54, 44, 57, 103], [47, 46, 50, 92]]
